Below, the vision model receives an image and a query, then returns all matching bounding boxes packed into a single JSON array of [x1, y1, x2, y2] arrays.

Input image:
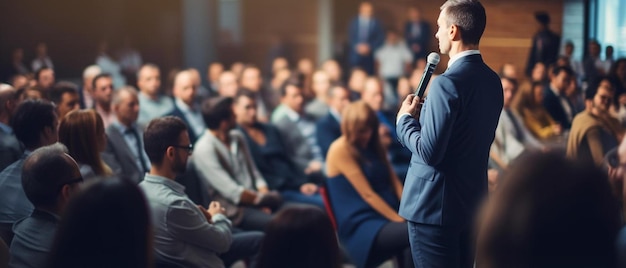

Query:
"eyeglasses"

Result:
[[57, 176, 84, 192], [171, 144, 193, 153]]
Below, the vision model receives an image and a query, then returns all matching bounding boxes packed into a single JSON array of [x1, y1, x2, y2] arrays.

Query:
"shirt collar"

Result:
[[550, 84, 562, 97], [143, 174, 186, 194], [330, 108, 341, 122], [0, 122, 12, 134], [175, 98, 194, 113], [447, 50, 481, 69]]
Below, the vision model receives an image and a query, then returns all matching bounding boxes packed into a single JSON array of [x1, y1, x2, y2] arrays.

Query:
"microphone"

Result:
[[414, 52, 440, 98]]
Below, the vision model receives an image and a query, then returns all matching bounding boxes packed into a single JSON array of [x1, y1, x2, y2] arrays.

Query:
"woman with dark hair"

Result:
[[46, 177, 152, 268], [325, 101, 411, 268], [476, 152, 621, 268], [58, 109, 112, 180], [256, 207, 341, 268]]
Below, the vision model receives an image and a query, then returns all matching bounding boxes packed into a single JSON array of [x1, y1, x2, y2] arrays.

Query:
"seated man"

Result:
[[316, 85, 351, 159], [136, 64, 174, 127], [0, 84, 22, 171], [234, 90, 324, 208], [10, 144, 82, 268], [140, 116, 263, 267], [190, 97, 281, 232], [167, 70, 205, 144], [0, 100, 58, 244], [271, 78, 325, 182]]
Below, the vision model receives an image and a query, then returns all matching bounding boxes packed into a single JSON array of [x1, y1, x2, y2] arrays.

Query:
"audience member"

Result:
[[47, 177, 151, 268], [167, 70, 205, 144], [608, 58, 626, 105], [0, 100, 57, 244], [567, 81, 623, 165], [217, 71, 239, 97], [530, 62, 548, 83], [208, 62, 224, 96], [235, 90, 324, 208], [562, 41, 584, 81], [298, 58, 315, 100], [256, 207, 341, 268], [322, 59, 342, 84], [316, 85, 351, 158], [348, 68, 367, 100], [525, 12, 560, 77], [95, 41, 126, 89], [31, 42, 54, 71], [396, 76, 412, 101], [240, 66, 273, 122], [326, 101, 411, 268], [304, 70, 331, 120], [269, 68, 291, 102], [272, 78, 325, 182], [375, 29, 412, 96], [499, 63, 518, 81], [543, 65, 575, 129], [404, 7, 431, 63], [565, 78, 585, 114], [584, 40, 605, 84], [9, 74, 29, 90], [490, 77, 542, 171], [78, 65, 101, 109], [476, 152, 620, 268], [272, 57, 289, 77], [103, 86, 150, 183], [58, 109, 112, 180], [189, 97, 281, 231], [48, 81, 80, 119], [348, 1, 385, 75], [231, 62, 245, 79], [136, 64, 174, 127], [188, 68, 211, 101], [92, 73, 116, 128], [513, 81, 562, 140], [9, 144, 82, 268], [35, 67, 55, 92], [601, 45, 614, 74], [15, 86, 44, 102], [0, 84, 21, 171], [117, 37, 143, 87], [8, 48, 29, 78]]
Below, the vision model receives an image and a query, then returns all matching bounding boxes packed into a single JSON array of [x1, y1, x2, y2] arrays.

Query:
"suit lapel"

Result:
[[208, 134, 237, 179], [107, 126, 142, 171]]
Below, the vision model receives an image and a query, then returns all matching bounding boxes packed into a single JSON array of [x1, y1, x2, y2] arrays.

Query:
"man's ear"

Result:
[[61, 184, 72, 200], [450, 24, 461, 42]]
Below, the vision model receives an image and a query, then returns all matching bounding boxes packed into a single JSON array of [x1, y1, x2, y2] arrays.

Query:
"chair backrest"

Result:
[[319, 185, 337, 230]]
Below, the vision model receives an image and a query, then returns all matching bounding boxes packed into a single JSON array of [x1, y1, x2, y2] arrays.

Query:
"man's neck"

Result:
[[141, 90, 159, 101], [550, 83, 562, 95], [149, 166, 176, 181], [448, 42, 479, 59]]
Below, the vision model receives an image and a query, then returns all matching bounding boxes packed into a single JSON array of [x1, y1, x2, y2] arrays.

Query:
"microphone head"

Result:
[[427, 52, 440, 65]]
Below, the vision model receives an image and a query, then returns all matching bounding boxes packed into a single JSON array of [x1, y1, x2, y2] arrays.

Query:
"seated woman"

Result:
[[58, 109, 112, 180], [513, 81, 562, 140], [325, 101, 411, 268]]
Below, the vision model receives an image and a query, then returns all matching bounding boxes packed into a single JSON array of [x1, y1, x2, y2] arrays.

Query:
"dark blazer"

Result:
[[404, 20, 431, 61], [0, 129, 22, 172], [102, 124, 147, 184], [316, 112, 342, 159], [348, 16, 385, 74], [525, 29, 560, 76], [542, 86, 574, 129], [273, 114, 319, 173], [397, 54, 503, 226], [167, 104, 200, 144]]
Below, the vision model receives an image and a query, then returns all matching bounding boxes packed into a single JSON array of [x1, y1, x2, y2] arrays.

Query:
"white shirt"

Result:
[[375, 41, 413, 78]]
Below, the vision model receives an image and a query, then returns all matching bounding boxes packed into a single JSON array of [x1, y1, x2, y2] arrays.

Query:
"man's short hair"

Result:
[[49, 81, 79, 106], [111, 86, 138, 106], [10, 99, 56, 149], [327, 84, 349, 99], [92, 73, 112, 90], [534, 11, 550, 26], [279, 76, 303, 97], [34, 67, 52, 81], [235, 88, 257, 103], [440, 0, 487, 45], [201, 97, 234, 130], [137, 63, 160, 78], [550, 65, 574, 77], [143, 116, 188, 166], [22, 143, 76, 208]]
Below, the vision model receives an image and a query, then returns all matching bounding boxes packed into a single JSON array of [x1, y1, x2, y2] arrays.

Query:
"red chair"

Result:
[[319, 186, 337, 230]]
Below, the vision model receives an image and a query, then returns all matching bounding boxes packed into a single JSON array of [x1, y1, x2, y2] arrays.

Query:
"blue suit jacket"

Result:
[[404, 20, 431, 60], [396, 54, 503, 227], [316, 112, 341, 159], [542, 86, 573, 129], [348, 16, 385, 65]]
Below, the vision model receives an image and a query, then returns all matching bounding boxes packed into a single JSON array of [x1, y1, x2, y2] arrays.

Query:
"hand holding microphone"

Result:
[[399, 52, 440, 119]]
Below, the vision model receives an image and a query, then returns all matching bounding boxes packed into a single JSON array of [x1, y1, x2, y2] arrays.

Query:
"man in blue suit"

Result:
[[404, 7, 432, 63], [348, 2, 385, 75], [396, 1, 503, 267], [543, 65, 575, 130], [316, 85, 351, 159]]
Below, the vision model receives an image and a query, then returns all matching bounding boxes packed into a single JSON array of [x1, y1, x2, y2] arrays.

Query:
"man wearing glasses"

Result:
[[9, 143, 83, 268]]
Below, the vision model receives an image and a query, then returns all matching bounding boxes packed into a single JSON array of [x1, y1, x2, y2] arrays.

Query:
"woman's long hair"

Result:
[[256, 207, 341, 268], [58, 109, 111, 176], [46, 177, 152, 268], [340, 101, 388, 166]]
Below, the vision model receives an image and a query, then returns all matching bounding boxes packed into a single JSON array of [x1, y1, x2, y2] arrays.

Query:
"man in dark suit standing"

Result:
[[525, 12, 560, 78], [543, 65, 575, 130], [405, 7, 432, 64], [103, 86, 150, 184], [348, 2, 385, 75], [396, 1, 503, 267]]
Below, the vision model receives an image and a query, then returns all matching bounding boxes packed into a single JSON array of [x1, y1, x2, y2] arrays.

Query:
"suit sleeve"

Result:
[[166, 199, 232, 253], [396, 75, 459, 166], [191, 143, 245, 204]]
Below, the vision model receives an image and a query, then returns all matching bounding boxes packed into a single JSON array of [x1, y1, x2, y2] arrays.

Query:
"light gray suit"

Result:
[[272, 113, 320, 173], [103, 123, 148, 184]]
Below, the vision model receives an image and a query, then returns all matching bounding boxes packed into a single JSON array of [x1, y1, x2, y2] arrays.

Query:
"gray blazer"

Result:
[[102, 124, 147, 184], [272, 115, 316, 173]]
